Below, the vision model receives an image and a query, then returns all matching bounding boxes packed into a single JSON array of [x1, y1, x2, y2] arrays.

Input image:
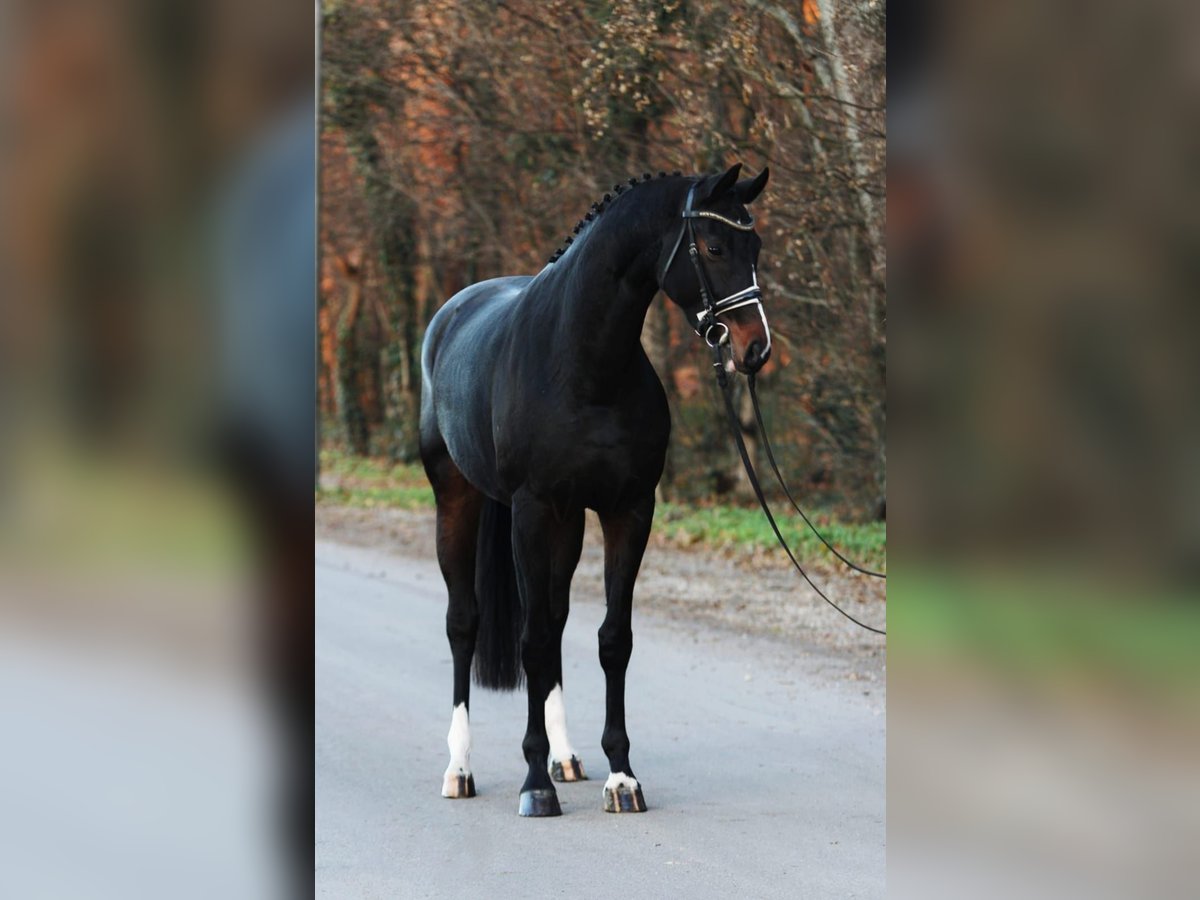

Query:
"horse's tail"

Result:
[[473, 497, 524, 691]]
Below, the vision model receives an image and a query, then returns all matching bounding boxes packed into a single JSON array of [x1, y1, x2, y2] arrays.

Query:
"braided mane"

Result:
[[546, 170, 683, 265]]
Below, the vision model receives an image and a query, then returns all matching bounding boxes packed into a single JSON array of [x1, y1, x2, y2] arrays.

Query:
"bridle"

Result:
[[660, 182, 887, 636], [659, 184, 769, 354]]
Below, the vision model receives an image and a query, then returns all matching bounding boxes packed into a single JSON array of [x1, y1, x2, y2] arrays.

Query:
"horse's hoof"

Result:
[[603, 785, 646, 813], [550, 755, 587, 783], [602, 773, 646, 813], [441, 771, 476, 799], [518, 788, 562, 817]]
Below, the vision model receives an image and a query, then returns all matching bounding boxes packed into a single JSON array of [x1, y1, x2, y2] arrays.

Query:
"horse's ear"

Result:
[[734, 167, 769, 205], [698, 163, 742, 203]]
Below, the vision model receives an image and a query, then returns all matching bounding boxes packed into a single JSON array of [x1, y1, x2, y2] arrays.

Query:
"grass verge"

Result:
[[317, 448, 886, 569], [890, 566, 1200, 692], [654, 501, 886, 568]]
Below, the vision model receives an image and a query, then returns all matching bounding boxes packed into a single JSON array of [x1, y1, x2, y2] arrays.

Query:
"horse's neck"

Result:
[[554, 192, 676, 392]]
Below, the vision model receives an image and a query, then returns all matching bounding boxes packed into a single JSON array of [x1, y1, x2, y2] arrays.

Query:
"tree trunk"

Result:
[[335, 252, 370, 456]]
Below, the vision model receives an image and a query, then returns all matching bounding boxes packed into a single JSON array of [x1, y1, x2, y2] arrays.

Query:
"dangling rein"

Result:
[[709, 351, 886, 636], [668, 183, 886, 636]]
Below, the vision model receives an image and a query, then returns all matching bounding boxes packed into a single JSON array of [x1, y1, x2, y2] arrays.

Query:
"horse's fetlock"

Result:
[[522, 733, 550, 760], [601, 732, 631, 760]]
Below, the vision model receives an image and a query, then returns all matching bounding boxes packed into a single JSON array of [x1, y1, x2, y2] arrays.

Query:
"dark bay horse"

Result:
[[419, 163, 771, 816]]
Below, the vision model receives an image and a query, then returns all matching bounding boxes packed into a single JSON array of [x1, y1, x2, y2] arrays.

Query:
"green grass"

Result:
[[317, 449, 433, 510], [1, 442, 252, 576], [890, 567, 1200, 689], [654, 501, 886, 568], [318, 448, 886, 566]]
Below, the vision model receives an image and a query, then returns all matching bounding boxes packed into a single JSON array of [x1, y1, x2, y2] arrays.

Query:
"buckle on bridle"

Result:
[[703, 321, 729, 348], [693, 278, 762, 339]]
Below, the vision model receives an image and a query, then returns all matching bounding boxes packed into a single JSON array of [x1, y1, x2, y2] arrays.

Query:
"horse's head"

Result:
[[658, 163, 771, 374]]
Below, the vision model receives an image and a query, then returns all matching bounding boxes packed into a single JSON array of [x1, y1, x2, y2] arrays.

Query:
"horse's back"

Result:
[[420, 276, 532, 498]]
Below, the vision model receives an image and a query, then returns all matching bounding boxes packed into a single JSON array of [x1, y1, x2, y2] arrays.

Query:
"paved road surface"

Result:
[[316, 540, 885, 898]]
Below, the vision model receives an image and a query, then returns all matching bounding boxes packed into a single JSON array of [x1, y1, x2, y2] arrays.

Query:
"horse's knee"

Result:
[[598, 625, 632, 671]]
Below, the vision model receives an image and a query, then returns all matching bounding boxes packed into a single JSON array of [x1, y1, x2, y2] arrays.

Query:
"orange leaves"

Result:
[[802, 0, 820, 26]]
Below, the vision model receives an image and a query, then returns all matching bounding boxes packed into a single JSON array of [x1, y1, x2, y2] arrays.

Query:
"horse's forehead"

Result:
[[707, 196, 750, 218]]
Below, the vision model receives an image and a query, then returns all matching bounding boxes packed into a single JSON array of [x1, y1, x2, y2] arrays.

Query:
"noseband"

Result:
[[660, 184, 766, 348]]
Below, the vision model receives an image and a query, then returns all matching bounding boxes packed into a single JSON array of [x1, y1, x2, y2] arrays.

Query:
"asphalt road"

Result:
[[316, 539, 885, 899]]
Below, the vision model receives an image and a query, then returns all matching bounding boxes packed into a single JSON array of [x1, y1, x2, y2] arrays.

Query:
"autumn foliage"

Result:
[[320, 0, 885, 520]]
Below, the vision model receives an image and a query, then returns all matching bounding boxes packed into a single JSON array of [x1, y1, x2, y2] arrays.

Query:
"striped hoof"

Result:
[[550, 755, 587, 783], [518, 788, 562, 817], [441, 770, 476, 799], [602, 773, 646, 813]]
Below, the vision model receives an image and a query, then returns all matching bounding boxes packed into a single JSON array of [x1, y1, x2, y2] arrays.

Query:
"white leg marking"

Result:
[[544, 684, 577, 763], [604, 771, 640, 792], [441, 703, 471, 797]]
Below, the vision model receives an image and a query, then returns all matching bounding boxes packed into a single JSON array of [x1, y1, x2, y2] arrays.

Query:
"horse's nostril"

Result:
[[745, 340, 768, 372]]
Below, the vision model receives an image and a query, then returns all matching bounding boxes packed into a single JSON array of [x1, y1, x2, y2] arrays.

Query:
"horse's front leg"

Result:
[[510, 491, 584, 817], [597, 494, 655, 813]]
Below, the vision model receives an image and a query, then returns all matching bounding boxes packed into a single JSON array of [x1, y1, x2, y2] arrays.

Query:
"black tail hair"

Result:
[[472, 497, 524, 690]]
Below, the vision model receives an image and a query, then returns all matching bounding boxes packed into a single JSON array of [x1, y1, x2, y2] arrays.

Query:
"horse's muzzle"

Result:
[[743, 340, 770, 374]]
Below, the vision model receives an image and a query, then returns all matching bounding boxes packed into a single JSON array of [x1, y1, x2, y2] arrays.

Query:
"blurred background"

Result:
[[2, 0, 1197, 896], [889, 1, 1200, 897], [0, 0, 312, 896], [318, 0, 887, 521]]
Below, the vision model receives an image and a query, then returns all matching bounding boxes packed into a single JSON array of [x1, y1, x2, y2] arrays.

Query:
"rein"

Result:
[[711, 345, 887, 636], [747, 377, 887, 580], [665, 181, 886, 636]]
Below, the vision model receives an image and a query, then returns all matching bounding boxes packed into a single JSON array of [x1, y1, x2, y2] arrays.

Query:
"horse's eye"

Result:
[[707, 243, 723, 257]]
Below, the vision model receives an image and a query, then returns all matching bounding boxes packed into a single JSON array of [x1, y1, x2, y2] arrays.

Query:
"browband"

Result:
[[688, 210, 756, 230], [660, 186, 756, 278]]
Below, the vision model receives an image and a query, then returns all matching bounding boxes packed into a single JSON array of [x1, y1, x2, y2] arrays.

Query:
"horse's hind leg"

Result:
[[597, 494, 655, 813], [424, 445, 483, 799], [510, 490, 585, 816]]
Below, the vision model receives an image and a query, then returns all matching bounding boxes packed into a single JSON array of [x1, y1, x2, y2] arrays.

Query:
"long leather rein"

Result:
[[663, 183, 887, 636]]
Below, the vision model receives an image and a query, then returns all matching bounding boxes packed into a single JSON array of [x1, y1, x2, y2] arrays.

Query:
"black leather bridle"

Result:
[[661, 184, 887, 635], [660, 184, 769, 353]]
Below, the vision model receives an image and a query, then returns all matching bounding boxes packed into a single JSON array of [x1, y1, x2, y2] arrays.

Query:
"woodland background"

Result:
[[319, 0, 885, 521]]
